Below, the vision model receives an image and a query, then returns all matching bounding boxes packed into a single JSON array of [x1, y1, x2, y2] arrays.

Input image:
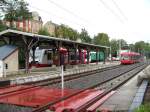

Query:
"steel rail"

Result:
[[0, 65, 122, 96], [76, 64, 147, 112], [32, 63, 147, 112], [24, 64, 122, 85]]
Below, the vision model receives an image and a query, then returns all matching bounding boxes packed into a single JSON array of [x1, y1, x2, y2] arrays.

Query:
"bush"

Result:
[[38, 27, 50, 36], [134, 104, 150, 112], [0, 21, 7, 31]]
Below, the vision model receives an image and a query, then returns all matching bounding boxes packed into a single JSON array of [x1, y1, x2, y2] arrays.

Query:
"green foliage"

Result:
[[0, 0, 7, 4], [110, 39, 127, 56], [117, 39, 127, 47], [134, 41, 150, 58], [134, 104, 150, 112], [110, 39, 118, 56], [0, 21, 7, 31], [0, 24, 7, 31], [135, 41, 146, 53], [0, 0, 7, 20], [93, 33, 110, 46], [38, 27, 50, 36], [55, 24, 79, 41], [16, 0, 32, 20], [2, 0, 32, 28], [79, 28, 92, 43], [129, 44, 135, 51]]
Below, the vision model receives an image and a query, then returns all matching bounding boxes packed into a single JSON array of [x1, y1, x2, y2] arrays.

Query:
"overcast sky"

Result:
[[26, 0, 150, 44]]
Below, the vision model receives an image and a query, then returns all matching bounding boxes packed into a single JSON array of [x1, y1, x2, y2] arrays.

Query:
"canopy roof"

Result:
[[0, 29, 110, 49]]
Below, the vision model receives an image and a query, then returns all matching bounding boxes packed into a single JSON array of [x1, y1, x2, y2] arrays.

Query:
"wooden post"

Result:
[[22, 36, 39, 74], [74, 44, 78, 65], [87, 48, 90, 64], [67, 48, 70, 65], [25, 44, 30, 74], [79, 48, 82, 64], [59, 41, 62, 66], [103, 50, 106, 64], [32, 46, 36, 63]]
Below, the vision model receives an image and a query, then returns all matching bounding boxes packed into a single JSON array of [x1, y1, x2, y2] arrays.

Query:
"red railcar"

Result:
[[120, 52, 141, 64]]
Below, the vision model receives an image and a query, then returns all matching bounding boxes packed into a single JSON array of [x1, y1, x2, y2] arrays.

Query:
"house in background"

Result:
[[0, 45, 18, 77], [44, 21, 58, 36]]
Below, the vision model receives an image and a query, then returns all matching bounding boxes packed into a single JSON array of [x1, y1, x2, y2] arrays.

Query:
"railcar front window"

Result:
[[35, 50, 42, 59], [121, 55, 129, 60]]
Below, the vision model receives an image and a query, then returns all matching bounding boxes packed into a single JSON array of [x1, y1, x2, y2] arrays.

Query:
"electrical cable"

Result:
[[98, 0, 124, 23], [29, 5, 85, 28], [47, 0, 89, 24], [111, 0, 128, 21]]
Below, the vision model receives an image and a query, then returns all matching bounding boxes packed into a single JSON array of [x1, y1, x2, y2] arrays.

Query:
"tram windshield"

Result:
[[35, 50, 42, 59], [121, 55, 129, 60]]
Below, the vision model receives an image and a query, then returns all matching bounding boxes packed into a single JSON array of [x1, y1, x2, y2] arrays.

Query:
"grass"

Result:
[[134, 104, 150, 112]]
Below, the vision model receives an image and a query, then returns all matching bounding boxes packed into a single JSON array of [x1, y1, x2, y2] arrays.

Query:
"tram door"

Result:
[[47, 50, 53, 65]]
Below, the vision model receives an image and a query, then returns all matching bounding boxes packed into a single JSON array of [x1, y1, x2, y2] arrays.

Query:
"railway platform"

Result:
[[98, 65, 150, 112], [0, 61, 120, 85]]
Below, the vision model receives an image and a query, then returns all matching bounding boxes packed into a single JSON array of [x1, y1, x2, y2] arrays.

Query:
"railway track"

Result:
[[25, 64, 122, 85], [0, 64, 123, 95], [31, 62, 148, 112], [0, 62, 148, 112], [0, 63, 143, 96], [49, 63, 145, 89]]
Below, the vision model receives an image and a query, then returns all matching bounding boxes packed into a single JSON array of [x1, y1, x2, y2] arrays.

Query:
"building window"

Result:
[[5, 63, 8, 69]]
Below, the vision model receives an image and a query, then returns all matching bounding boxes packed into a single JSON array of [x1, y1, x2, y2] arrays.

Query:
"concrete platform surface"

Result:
[[99, 65, 150, 112], [5, 61, 120, 85]]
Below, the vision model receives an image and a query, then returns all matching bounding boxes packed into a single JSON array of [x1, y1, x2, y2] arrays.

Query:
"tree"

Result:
[[3, 0, 32, 28], [117, 39, 127, 48], [93, 33, 110, 46], [110, 39, 128, 57], [17, 0, 32, 20], [38, 27, 50, 36], [0, 0, 8, 20], [134, 41, 145, 53], [0, 21, 7, 31], [67, 27, 79, 41], [134, 41, 150, 58], [79, 28, 92, 43], [0, 0, 8, 5], [110, 39, 118, 57], [3, 0, 20, 27], [129, 44, 135, 52], [55, 24, 79, 41]]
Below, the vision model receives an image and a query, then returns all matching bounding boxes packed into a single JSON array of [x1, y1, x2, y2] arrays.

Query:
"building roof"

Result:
[[0, 29, 110, 49], [0, 45, 17, 60]]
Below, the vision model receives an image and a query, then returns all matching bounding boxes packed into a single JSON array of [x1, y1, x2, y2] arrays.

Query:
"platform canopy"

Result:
[[0, 29, 110, 49], [0, 29, 110, 72]]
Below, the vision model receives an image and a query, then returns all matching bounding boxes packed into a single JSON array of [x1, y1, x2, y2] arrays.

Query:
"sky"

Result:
[[25, 0, 150, 44]]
